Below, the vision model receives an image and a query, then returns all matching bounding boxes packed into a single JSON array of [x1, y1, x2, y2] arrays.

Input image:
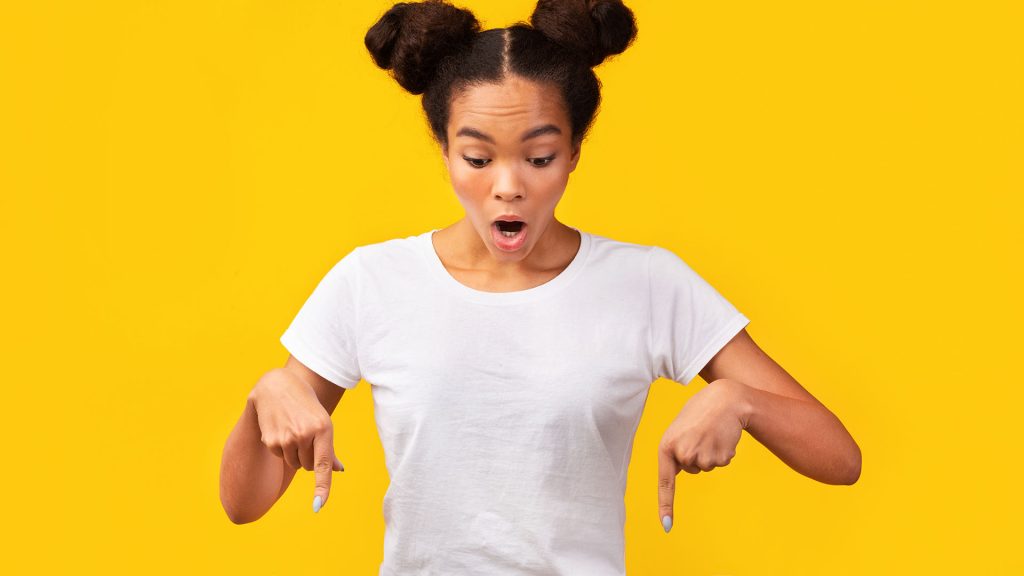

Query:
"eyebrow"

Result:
[[454, 124, 562, 144]]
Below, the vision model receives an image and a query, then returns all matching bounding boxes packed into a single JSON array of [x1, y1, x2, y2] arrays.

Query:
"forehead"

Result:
[[449, 76, 567, 133]]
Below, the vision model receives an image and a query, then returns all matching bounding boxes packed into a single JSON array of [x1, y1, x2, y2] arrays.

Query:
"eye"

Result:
[[462, 155, 490, 169], [530, 155, 556, 168]]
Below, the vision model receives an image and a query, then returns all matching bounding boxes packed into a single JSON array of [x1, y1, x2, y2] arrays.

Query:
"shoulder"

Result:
[[584, 231, 656, 265], [341, 231, 435, 286], [583, 233, 695, 280], [645, 242, 701, 275], [349, 230, 427, 263]]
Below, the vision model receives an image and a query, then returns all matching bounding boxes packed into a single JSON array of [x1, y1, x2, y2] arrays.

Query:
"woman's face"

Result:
[[441, 75, 581, 262]]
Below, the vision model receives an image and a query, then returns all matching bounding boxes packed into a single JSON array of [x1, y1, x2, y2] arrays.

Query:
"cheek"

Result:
[[448, 169, 488, 212], [447, 161, 469, 183], [538, 171, 570, 200], [449, 166, 488, 196]]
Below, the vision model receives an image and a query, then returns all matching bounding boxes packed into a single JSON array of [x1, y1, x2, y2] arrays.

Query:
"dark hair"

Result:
[[364, 0, 638, 150]]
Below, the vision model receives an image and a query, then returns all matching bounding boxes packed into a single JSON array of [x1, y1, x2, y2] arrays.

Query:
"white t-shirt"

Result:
[[280, 227, 750, 575]]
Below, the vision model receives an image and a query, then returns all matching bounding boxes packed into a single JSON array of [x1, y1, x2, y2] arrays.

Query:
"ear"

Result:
[[441, 143, 450, 170], [568, 142, 581, 173]]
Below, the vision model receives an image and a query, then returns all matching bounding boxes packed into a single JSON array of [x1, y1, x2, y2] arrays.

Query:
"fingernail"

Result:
[[313, 495, 323, 513], [662, 515, 672, 533]]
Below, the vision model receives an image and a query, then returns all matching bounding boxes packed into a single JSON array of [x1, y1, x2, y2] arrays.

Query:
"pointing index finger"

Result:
[[312, 425, 337, 513], [657, 445, 677, 533]]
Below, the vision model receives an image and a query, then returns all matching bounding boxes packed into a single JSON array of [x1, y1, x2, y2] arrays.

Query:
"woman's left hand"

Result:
[[657, 379, 749, 532]]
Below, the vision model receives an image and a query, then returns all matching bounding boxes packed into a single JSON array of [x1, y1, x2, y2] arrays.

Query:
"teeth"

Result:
[[501, 230, 517, 237]]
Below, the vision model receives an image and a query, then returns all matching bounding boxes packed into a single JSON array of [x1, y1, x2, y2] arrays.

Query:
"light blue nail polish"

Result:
[[313, 495, 323, 513], [662, 515, 672, 533]]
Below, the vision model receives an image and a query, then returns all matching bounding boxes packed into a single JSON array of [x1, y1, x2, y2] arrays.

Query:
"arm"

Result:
[[219, 355, 346, 524], [699, 329, 861, 485]]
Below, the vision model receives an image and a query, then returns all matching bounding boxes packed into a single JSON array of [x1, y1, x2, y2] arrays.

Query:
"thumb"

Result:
[[657, 444, 678, 533], [312, 426, 338, 513], [333, 454, 345, 472]]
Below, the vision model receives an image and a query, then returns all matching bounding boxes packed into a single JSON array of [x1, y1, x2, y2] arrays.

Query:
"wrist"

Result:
[[713, 378, 754, 430], [248, 368, 286, 407]]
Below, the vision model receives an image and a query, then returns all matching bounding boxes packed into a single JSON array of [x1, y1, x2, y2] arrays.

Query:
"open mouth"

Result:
[[491, 219, 528, 251], [494, 220, 525, 237]]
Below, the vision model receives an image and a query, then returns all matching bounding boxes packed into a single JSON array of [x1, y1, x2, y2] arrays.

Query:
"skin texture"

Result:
[[433, 75, 583, 291]]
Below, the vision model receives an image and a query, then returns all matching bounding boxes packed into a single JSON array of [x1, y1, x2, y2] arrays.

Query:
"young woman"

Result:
[[220, 1, 861, 573]]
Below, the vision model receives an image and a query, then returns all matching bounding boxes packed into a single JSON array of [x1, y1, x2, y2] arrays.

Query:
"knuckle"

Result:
[[294, 426, 312, 440], [295, 425, 316, 441], [309, 416, 330, 433]]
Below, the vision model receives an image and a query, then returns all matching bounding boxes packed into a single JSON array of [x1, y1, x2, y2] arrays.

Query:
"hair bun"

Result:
[[530, 0, 638, 68], [365, 0, 481, 95]]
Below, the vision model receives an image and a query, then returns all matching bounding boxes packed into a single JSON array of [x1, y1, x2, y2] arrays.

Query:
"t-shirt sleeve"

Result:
[[279, 247, 363, 389], [648, 245, 750, 385]]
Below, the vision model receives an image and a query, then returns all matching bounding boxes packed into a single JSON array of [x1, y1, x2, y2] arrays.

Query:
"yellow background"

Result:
[[2, 0, 1021, 574]]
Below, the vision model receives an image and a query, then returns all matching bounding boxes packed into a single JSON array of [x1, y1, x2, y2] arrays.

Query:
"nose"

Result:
[[492, 161, 526, 201]]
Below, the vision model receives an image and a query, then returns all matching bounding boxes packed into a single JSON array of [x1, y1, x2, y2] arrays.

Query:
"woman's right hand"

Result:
[[248, 368, 344, 512]]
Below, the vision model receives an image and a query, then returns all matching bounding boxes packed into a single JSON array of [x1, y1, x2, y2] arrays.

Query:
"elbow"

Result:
[[841, 445, 862, 485], [223, 503, 250, 525], [220, 484, 265, 525], [221, 493, 250, 525], [225, 511, 248, 526], [222, 498, 263, 525]]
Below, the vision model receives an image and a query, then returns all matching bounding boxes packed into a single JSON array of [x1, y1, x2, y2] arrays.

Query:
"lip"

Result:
[[492, 214, 526, 223], [491, 219, 528, 251]]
